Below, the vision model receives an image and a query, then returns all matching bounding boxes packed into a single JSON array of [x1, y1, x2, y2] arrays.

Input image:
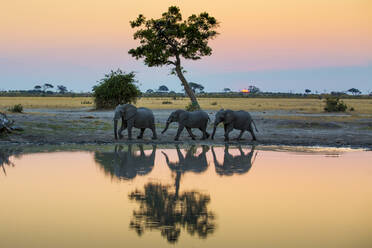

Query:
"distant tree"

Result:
[[158, 85, 169, 92], [248, 85, 260, 94], [189, 82, 204, 93], [305, 89, 311, 94], [92, 69, 141, 109], [57, 85, 68, 94], [146, 89, 154, 94], [128, 6, 219, 109], [34, 85, 42, 91], [42, 83, 54, 92], [223, 88, 231, 93], [348, 88, 361, 95]]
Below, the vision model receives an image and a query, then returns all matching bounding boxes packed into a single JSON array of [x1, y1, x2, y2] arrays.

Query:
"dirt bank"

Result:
[[1, 108, 371, 149]]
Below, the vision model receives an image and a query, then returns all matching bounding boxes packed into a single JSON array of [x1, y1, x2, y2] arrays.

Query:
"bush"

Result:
[[162, 101, 172, 104], [92, 69, 141, 109], [185, 102, 201, 112], [324, 97, 347, 112], [8, 104, 23, 113], [210, 101, 217, 106]]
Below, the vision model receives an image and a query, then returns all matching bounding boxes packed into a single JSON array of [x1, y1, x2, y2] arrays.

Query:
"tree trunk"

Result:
[[175, 65, 199, 107]]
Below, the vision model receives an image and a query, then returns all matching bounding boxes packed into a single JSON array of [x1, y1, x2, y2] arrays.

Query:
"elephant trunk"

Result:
[[114, 119, 118, 140], [162, 121, 171, 134], [211, 123, 218, 140]]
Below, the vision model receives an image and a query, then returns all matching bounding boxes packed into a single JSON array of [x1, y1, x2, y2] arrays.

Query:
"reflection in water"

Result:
[[94, 144, 156, 180], [212, 145, 257, 176], [129, 183, 215, 243], [0, 148, 20, 176], [129, 145, 215, 243]]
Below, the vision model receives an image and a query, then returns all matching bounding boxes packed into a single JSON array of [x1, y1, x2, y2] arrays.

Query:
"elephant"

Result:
[[211, 109, 258, 141], [94, 144, 156, 180], [211, 145, 257, 176], [161, 110, 210, 141], [113, 104, 157, 140]]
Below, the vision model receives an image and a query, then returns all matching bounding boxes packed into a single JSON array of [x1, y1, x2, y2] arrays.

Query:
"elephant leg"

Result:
[[236, 130, 245, 140], [118, 119, 127, 139], [224, 124, 233, 142], [199, 128, 209, 140], [137, 128, 145, 139], [175, 125, 184, 141], [186, 127, 196, 140], [248, 126, 257, 141], [151, 124, 157, 140]]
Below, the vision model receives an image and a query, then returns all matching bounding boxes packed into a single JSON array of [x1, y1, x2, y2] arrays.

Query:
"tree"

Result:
[[248, 85, 260, 94], [305, 89, 311, 94], [57, 85, 68, 94], [158, 85, 169, 92], [188, 82, 204, 93], [129, 6, 219, 108], [42, 83, 54, 92], [223, 88, 231, 93], [34, 85, 42, 91], [92, 69, 141, 109], [348, 88, 361, 95]]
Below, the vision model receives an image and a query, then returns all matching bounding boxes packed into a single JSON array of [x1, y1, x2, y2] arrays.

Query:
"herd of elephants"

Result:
[[113, 103, 259, 141]]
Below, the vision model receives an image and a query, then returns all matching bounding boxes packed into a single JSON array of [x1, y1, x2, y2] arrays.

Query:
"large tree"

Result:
[[129, 6, 219, 108]]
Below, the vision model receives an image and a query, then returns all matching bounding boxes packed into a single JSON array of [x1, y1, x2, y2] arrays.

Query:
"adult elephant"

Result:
[[161, 110, 210, 141], [113, 104, 157, 140], [211, 109, 258, 141]]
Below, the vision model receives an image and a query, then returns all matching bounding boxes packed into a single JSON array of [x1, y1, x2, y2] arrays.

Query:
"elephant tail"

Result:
[[251, 120, 259, 132]]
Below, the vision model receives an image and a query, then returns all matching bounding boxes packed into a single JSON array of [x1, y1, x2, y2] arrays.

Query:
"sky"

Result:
[[1, 0, 371, 93]]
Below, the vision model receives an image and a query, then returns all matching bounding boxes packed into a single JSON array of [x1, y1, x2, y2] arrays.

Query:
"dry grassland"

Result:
[[1, 97, 372, 114]]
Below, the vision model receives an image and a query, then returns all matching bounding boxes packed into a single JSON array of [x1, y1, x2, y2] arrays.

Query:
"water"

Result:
[[1, 145, 371, 248]]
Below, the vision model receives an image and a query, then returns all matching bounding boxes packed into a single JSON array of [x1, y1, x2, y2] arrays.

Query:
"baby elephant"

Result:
[[211, 109, 258, 141], [162, 110, 210, 141]]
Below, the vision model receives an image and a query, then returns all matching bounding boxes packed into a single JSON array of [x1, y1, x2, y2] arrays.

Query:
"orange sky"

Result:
[[1, 0, 371, 92]]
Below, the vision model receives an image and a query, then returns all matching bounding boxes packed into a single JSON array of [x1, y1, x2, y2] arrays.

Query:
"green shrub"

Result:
[[185, 102, 200, 112], [350, 107, 355, 111], [324, 97, 347, 112], [210, 101, 218, 106], [162, 101, 172, 104], [8, 104, 23, 113], [92, 69, 141, 109]]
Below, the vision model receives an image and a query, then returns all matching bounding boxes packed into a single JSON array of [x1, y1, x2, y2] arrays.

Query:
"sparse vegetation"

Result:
[[185, 102, 201, 112], [324, 97, 348, 112], [162, 101, 172, 104], [211, 101, 218, 106], [8, 104, 23, 113]]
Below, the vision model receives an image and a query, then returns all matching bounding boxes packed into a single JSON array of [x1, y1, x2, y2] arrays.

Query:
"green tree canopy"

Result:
[[92, 69, 141, 109], [129, 6, 219, 108]]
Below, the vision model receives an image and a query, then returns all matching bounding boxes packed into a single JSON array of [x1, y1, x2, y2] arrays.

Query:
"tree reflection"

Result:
[[129, 183, 215, 243], [94, 144, 156, 180], [211, 145, 257, 176], [129, 145, 215, 243]]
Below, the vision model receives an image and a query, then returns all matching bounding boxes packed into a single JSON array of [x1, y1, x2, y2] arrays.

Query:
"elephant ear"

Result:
[[224, 110, 235, 124], [123, 104, 137, 120], [113, 105, 124, 120]]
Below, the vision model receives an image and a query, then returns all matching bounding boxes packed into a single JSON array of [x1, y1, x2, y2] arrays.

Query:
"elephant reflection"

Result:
[[211, 145, 257, 176], [129, 182, 215, 243], [162, 145, 209, 198], [0, 148, 20, 176], [94, 144, 156, 180]]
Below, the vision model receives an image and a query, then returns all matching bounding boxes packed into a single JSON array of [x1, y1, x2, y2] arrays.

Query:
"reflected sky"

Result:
[[0, 145, 371, 248]]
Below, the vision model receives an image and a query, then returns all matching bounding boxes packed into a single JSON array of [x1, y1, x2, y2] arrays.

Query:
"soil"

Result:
[[1, 108, 372, 149]]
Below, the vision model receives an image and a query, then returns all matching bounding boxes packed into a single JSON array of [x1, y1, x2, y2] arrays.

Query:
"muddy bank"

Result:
[[1, 108, 371, 149]]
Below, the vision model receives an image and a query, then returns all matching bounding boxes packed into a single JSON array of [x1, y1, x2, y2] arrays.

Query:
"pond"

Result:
[[1, 145, 371, 248]]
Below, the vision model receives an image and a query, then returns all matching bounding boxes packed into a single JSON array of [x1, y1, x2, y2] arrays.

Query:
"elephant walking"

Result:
[[162, 110, 210, 141], [113, 104, 157, 140], [211, 109, 258, 141]]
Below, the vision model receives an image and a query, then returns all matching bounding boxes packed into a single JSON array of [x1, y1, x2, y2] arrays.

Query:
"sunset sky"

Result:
[[1, 0, 371, 93]]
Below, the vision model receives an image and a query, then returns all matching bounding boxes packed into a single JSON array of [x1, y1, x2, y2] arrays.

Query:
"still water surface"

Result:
[[1, 145, 371, 248]]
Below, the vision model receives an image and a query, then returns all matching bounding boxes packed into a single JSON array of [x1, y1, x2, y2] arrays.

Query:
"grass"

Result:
[[1, 97, 372, 114]]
